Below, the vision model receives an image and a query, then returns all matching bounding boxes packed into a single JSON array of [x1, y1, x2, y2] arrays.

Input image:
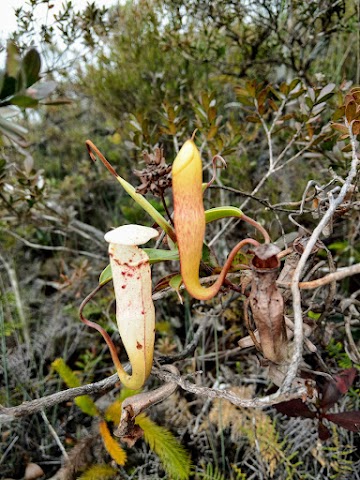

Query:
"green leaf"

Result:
[[169, 274, 183, 303], [308, 311, 321, 320], [305, 96, 313, 110], [205, 206, 243, 223], [332, 106, 345, 121], [99, 249, 180, 285], [169, 274, 182, 290], [341, 143, 353, 152], [289, 89, 305, 100], [99, 264, 112, 286], [289, 78, 301, 92], [234, 86, 250, 97], [22, 48, 41, 87], [144, 248, 179, 263], [328, 241, 348, 252], [317, 83, 335, 102], [9, 94, 39, 108], [236, 95, 254, 107], [116, 175, 176, 242]]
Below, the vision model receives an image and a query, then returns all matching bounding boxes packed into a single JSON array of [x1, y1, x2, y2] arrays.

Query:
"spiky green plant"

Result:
[[197, 464, 228, 480], [137, 413, 192, 480]]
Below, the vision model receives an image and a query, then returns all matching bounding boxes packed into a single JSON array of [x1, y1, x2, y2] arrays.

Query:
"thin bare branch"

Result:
[[0, 362, 310, 424], [277, 263, 360, 289], [0, 374, 119, 422], [152, 368, 309, 408]]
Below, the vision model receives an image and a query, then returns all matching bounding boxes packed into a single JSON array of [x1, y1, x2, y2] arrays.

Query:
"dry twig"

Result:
[[0, 365, 309, 424]]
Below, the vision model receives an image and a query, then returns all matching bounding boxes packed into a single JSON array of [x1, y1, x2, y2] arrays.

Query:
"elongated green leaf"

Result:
[[116, 175, 176, 241], [144, 248, 179, 263], [99, 249, 180, 285], [169, 273, 182, 289], [317, 83, 335, 102], [99, 264, 112, 286], [22, 48, 41, 87], [9, 94, 38, 108], [169, 274, 183, 303], [205, 206, 243, 223]]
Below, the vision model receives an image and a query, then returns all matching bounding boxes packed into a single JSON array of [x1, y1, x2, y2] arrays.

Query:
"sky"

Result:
[[0, 0, 112, 42]]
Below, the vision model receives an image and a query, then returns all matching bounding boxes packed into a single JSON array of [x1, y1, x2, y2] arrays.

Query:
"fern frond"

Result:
[[136, 413, 191, 480], [197, 463, 226, 480], [99, 419, 127, 466], [51, 358, 98, 417], [77, 464, 117, 480]]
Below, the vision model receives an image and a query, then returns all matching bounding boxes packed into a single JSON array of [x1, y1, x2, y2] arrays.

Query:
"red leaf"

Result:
[[334, 368, 357, 394], [320, 368, 357, 410], [324, 411, 360, 432], [274, 399, 316, 418], [318, 421, 332, 441]]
